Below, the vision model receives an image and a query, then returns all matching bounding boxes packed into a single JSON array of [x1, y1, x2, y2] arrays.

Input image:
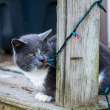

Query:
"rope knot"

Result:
[[72, 32, 78, 37], [97, 0, 102, 4], [97, 0, 107, 12], [72, 32, 80, 40]]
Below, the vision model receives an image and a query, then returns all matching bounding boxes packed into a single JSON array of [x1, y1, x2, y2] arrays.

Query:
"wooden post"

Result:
[[56, 0, 66, 106], [56, 0, 100, 109]]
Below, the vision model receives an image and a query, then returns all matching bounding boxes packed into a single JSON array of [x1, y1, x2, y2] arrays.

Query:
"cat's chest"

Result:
[[22, 69, 48, 91]]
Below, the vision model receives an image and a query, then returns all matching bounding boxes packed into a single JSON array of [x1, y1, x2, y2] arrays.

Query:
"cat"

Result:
[[11, 29, 56, 102], [99, 42, 110, 94], [11, 28, 110, 102]]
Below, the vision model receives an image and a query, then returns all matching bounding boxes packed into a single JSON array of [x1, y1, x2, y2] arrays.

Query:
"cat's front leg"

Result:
[[35, 92, 53, 102]]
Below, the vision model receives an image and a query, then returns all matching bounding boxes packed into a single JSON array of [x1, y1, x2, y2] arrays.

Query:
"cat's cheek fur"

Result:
[[12, 48, 17, 65], [21, 69, 48, 91], [35, 92, 53, 102]]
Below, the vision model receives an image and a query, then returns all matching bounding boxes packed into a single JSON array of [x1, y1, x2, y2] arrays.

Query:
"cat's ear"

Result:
[[11, 39, 27, 49], [38, 29, 52, 41]]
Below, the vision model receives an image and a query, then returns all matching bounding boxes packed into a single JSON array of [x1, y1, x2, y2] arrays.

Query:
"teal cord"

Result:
[[48, 0, 106, 66], [56, 0, 106, 56], [48, 0, 106, 67], [73, 0, 106, 32], [103, 88, 110, 110], [47, 56, 56, 68], [105, 95, 110, 110], [71, 32, 79, 37]]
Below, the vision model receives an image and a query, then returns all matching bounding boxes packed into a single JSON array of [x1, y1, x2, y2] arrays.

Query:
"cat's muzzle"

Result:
[[34, 56, 48, 69]]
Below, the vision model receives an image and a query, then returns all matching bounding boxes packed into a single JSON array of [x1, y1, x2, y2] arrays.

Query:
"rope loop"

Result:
[[97, 0, 107, 12]]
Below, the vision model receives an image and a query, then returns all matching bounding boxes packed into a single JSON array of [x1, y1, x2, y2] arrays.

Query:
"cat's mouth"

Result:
[[39, 59, 48, 65], [36, 62, 49, 69], [36, 56, 49, 67]]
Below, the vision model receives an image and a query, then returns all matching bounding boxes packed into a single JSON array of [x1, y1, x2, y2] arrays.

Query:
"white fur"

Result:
[[35, 92, 52, 102], [16, 67, 48, 91], [99, 71, 105, 83], [12, 48, 17, 64], [12, 48, 51, 102], [17, 67, 52, 102], [12, 49, 48, 91]]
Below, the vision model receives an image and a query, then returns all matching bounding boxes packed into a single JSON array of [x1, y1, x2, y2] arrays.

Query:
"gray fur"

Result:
[[11, 29, 56, 102], [11, 29, 54, 71]]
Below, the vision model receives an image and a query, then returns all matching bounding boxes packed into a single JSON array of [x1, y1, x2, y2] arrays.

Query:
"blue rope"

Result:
[[47, 58, 56, 68], [105, 95, 110, 110], [100, 87, 110, 110], [47, 32, 79, 67], [71, 32, 79, 37], [48, 0, 106, 66], [56, 0, 106, 56]]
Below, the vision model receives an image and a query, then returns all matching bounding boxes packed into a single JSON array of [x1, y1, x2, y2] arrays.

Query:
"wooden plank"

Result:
[[0, 67, 69, 110], [98, 95, 110, 110], [56, 0, 100, 109], [0, 62, 108, 110], [56, 0, 66, 106], [0, 102, 25, 110]]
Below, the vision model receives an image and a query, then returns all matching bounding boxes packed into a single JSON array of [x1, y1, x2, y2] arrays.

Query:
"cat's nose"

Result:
[[39, 59, 47, 64], [38, 56, 47, 63]]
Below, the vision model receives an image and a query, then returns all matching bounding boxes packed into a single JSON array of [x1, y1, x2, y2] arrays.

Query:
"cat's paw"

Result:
[[35, 92, 53, 102]]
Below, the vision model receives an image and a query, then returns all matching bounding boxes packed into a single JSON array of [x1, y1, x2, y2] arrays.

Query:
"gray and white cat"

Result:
[[11, 28, 110, 102], [11, 29, 56, 102]]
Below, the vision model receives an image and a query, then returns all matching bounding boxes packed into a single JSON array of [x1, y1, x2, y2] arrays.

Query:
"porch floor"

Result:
[[0, 54, 109, 110]]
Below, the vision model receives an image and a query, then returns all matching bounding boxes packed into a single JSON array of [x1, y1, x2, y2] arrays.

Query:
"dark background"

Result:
[[0, 0, 57, 52]]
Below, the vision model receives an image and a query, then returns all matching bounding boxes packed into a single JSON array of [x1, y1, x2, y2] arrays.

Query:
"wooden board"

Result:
[[56, 0, 100, 109], [56, 0, 66, 106], [0, 63, 68, 110], [0, 58, 108, 110]]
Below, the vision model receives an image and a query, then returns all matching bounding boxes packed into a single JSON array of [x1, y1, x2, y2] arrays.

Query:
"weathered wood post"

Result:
[[56, 0, 100, 109]]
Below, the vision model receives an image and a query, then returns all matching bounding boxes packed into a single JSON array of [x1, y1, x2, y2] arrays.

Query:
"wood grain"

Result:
[[56, 0, 100, 109], [0, 60, 108, 110], [56, 0, 66, 106], [0, 68, 68, 110]]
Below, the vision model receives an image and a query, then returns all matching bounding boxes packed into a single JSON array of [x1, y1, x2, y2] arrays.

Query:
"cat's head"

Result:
[[11, 29, 56, 72]]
